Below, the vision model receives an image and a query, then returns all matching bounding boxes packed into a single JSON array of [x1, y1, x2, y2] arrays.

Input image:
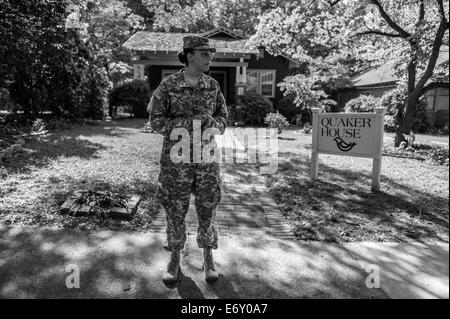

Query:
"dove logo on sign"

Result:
[[334, 137, 357, 152]]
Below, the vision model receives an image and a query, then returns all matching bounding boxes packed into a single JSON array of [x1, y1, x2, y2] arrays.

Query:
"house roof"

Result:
[[122, 31, 259, 54], [352, 47, 449, 87], [200, 26, 245, 40]]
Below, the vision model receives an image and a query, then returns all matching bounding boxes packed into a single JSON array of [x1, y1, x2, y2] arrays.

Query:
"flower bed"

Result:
[[383, 144, 449, 166]]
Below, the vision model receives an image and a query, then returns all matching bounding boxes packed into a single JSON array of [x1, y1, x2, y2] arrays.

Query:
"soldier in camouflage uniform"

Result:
[[148, 35, 227, 284]]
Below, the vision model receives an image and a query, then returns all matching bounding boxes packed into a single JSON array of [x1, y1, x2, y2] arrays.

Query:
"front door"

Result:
[[209, 70, 227, 100]]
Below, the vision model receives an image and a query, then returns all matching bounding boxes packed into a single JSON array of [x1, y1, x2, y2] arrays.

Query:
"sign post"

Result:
[[310, 107, 386, 191]]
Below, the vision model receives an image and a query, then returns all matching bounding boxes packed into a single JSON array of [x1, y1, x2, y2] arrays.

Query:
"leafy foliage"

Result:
[[108, 79, 151, 118], [264, 112, 289, 133], [344, 95, 381, 113], [276, 94, 298, 122], [141, 0, 290, 35], [239, 93, 273, 125], [381, 84, 431, 133], [250, 0, 449, 145], [1, 0, 112, 120]]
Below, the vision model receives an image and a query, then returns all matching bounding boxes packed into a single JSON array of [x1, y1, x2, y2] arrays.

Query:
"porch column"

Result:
[[235, 58, 247, 96], [133, 64, 145, 80], [241, 58, 246, 84]]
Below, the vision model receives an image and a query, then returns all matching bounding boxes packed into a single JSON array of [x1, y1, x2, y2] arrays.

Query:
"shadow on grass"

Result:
[[269, 153, 448, 242], [0, 118, 156, 175]]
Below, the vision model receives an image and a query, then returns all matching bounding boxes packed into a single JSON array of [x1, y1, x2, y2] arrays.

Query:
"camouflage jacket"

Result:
[[148, 68, 228, 163]]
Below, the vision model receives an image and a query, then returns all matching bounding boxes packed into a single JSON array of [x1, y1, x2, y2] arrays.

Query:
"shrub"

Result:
[[226, 104, 236, 125], [302, 122, 312, 134], [427, 147, 449, 166], [381, 87, 431, 133], [276, 94, 298, 122], [264, 112, 289, 133], [239, 93, 273, 125], [344, 95, 381, 113], [108, 80, 151, 118], [384, 115, 396, 132], [383, 143, 449, 166], [30, 118, 47, 134]]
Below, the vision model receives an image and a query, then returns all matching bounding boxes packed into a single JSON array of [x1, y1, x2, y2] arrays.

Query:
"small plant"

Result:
[[302, 122, 312, 134], [264, 112, 289, 133], [344, 95, 381, 113], [30, 118, 48, 135]]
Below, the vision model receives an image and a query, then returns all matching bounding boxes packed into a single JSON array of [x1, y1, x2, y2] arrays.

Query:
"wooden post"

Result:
[[311, 108, 321, 180], [371, 107, 386, 191]]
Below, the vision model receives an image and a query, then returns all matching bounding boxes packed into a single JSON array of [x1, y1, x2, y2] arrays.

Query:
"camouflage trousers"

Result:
[[157, 162, 222, 252]]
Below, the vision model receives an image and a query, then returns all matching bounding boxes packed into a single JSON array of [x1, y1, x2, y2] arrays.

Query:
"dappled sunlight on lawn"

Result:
[[265, 128, 449, 243], [0, 119, 162, 232]]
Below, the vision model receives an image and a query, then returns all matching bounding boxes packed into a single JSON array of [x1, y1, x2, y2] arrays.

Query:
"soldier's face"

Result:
[[189, 50, 214, 72]]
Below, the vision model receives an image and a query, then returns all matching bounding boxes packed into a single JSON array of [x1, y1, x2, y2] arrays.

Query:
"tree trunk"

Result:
[[394, 53, 417, 147], [395, 93, 418, 146]]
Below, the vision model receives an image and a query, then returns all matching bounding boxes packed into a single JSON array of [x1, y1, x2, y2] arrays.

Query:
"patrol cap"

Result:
[[182, 35, 216, 53]]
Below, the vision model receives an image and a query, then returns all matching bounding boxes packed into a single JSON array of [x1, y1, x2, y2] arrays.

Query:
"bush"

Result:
[[427, 147, 449, 166], [239, 93, 273, 125], [384, 115, 397, 132], [381, 87, 431, 133], [264, 112, 289, 133], [276, 94, 298, 122], [226, 104, 236, 125], [344, 95, 381, 113], [108, 80, 152, 118]]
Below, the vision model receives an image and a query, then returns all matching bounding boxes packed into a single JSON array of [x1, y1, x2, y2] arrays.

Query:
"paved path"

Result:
[[150, 130, 294, 240], [1, 225, 447, 299]]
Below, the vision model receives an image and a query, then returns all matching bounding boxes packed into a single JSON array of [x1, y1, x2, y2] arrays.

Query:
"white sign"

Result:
[[311, 107, 386, 191]]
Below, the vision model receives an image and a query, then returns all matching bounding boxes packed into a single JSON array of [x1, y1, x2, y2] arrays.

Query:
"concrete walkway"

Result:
[[0, 225, 447, 299]]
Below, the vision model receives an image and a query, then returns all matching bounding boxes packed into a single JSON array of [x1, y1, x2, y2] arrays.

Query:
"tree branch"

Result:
[[413, 19, 448, 97], [418, 0, 425, 21], [436, 0, 448, 23], [370, 0, 411, 38], [354, 30, 404, 38], [420, 82, 449, 96], [326, 0, 342, 7]]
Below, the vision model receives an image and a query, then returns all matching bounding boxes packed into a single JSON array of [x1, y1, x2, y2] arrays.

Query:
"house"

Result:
[[121, 27, 300, 111], [336, 48, 449, 127]]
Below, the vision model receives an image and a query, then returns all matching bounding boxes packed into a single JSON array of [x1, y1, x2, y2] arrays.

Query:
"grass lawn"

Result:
[[263, 127, 449, 243], [0, 121, 448, 243], [0, 119, 161, 231]]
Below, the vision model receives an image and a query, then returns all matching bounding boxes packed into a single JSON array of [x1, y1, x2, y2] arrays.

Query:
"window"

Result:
[[246, 71, 258, 94], [438, 88, 449, 96], [245, 69, 276, 97]]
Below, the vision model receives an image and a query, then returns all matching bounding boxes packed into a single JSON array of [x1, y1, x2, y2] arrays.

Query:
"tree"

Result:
[[344, 0, 449, 145], [250, 0, 449, 146], [249, 1, 358, 115], [76, 0, 144, 79], [0, 0, 111, 120], [140, 0, 297, 35]]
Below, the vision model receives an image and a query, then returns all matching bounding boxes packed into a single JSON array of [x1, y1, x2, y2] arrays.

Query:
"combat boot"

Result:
[[202, 247, 219, 283], [162, 250, 180, 284]]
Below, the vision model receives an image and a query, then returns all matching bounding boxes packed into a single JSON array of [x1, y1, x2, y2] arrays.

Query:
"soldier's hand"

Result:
[[181, 109, 194, 118], [193, 113, 212, 129]]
